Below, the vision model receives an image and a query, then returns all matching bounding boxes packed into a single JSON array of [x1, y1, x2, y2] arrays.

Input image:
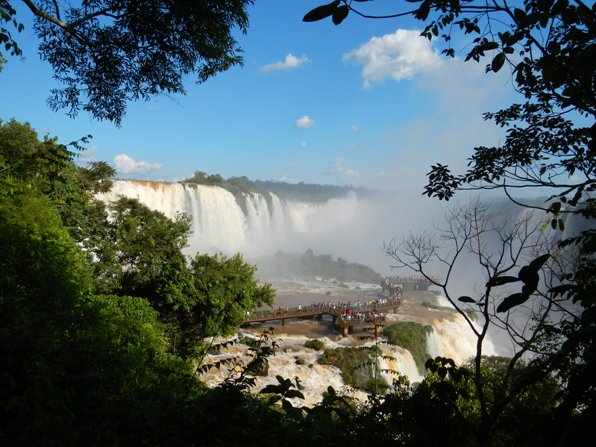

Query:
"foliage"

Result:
[[7, 0, 253, 125], [304, 339, 325, 351], [0, 1, 23, 59], [190, 252, 275, 337], [385, 322, 433, 371], [0, 174, 197, 445], [318, 347, 375, 390]]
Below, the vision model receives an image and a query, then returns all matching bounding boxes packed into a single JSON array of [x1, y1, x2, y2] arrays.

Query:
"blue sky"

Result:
[[0, 0, 516, 192]]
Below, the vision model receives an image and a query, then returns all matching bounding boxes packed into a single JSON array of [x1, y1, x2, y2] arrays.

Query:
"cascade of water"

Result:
[[426, 314, 497, 366], [378, 344, 423, 384], [100, 180, 303, 256]]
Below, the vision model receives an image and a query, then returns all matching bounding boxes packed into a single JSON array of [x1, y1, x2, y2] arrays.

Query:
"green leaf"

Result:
[[548, 201, 561, 214], [303, 1, 340, 22], [497, 292, 530, 313], [458, 296, 476, 303], [491, 53, 506, 72], [549, 284, 572, 297]]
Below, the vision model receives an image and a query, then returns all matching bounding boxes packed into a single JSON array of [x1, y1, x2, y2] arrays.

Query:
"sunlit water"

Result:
[[200, 284, 498, 407]]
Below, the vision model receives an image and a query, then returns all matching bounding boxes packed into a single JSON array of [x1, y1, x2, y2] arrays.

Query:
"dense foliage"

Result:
[[1, 0, 253, 124], [319, 346, 389, 393], [385, 322, 433, 371]]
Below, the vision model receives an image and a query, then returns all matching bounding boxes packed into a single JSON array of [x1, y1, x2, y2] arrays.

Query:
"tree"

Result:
[[189, 252, 275, 337], [384, 198, 583, 443], [2, 0, 252, 125]]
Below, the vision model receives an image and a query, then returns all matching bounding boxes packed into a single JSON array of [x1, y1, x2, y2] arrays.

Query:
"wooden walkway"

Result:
[[243, 299, 402, 337]]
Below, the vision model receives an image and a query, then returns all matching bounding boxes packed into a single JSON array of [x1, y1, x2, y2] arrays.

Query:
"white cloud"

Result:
[[295, 115, 315, 129], [113, 153, 163, 174], [350, 124, 360, 131], [341, 144, 358, 153], [330, 158, 360, 180], [344, 29, 442, 88], [260, 53, 310, 73], [300, 140, 308, 149]]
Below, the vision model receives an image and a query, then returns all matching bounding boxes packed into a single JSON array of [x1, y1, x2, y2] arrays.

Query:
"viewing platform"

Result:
[[243, 298, 401, 337]]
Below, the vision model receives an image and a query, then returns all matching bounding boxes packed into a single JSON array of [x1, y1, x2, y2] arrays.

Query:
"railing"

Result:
[[244, 297, 401, 324]]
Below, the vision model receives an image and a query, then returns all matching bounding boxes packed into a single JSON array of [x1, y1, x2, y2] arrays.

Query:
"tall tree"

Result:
[[2, 0, 252, 124], [384, 199, 576, 443]]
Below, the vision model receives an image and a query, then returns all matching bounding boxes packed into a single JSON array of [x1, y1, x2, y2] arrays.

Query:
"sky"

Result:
[[0, 0, 517, 193]]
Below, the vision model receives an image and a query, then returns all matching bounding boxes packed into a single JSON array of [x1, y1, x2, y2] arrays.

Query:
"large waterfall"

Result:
[[98, 179, 450, 276], [100, 180, 315, 257]]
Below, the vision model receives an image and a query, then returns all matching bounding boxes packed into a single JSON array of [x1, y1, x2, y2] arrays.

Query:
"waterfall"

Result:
[[99, 180, 301, 257]]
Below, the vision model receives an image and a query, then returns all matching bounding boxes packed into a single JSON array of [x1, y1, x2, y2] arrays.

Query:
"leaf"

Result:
[[332, 4, 349, 25], [487, 275, 519, 287], [518, 265, 539, 287], [483, 41, 499, 51], [260, 384, 281, 394], [267, 395, 281, 404], [491, 53, 506, 72], [416, 1, 431, 21], [285, 389, 305, 400], [458, 296, 476, 303], [303, 1, 340, 22], [549, 284, 572, 297], [496, 292, 530, 313], [528, 253, 550, 271]]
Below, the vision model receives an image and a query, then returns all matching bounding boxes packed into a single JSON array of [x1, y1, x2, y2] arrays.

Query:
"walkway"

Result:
[[243, 298, 402, 336]]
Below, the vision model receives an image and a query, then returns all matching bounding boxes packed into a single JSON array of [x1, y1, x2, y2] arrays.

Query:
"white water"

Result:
[[97, 180, 444, 275], [200, 308, 494, 406], [99, 180, 355, 260]]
